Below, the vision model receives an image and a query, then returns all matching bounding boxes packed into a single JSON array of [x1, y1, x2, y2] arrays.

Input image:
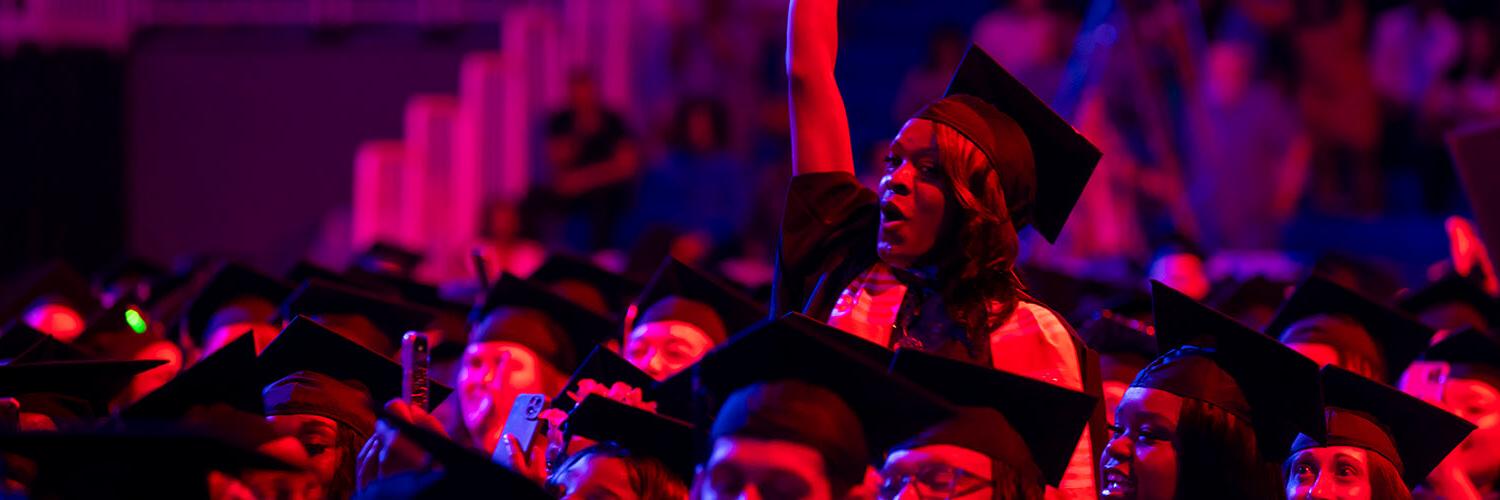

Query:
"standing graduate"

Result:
[[779, 0, 1101, 496]]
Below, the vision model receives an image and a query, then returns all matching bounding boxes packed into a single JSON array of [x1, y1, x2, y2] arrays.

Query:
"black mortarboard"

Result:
[[0, 321, 86, 362], [1266, 276, 1436, 382], [566, 394, 702, 482], [888, 348, 1096, 485], [471, 274, 616, 372], [629, 257, 766, 344], [0, 429, 299, 500], [0, 260, 101, 325], [71, 301, 164, 361], [183, 263, 292, 345], [351, 241, 425, 280], [1142, 281, 1326, 459], [925, 46, 1100, 243], [360, 405, 552, 500], [1397, 273, 1499, 332], [280, 278, 435, 355], [530, 253, 644, 316], [1290, 366, 1475, 489], [118, 334, 263, 421], [257, 317, 452, 412], [694, 313, 956, 460], [1078, 313, 1157, 361], [1448, 120, 1500, 275], [1421, 329, 1500, 390], [553, 345, 658, 412], [0, 359, 167, 420], [1206, 276, 1290, 330], [285, 261, 403, 298]]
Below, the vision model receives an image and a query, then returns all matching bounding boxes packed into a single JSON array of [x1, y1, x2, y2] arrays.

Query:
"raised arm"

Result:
[[786, 0, 855, 176]]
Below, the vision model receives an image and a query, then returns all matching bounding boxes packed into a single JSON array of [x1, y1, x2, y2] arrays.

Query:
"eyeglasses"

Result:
[[878, 464, 993, 500]]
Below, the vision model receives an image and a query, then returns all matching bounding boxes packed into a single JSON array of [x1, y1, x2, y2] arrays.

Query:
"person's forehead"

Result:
[[886, 444, 990, 472], [466, 341, 539, 359], [629, 321, 711, 343], [1448, 377, 1500, 399], [711, 436, 826, 469], [1298, 446, 1368, 464], [1120, 386, 1185, 420], [892, 119, 938, 151], [266, 413, 338, 432]]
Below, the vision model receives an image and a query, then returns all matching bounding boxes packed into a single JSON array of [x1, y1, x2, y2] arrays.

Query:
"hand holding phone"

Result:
[[494, 393, 548, 471]]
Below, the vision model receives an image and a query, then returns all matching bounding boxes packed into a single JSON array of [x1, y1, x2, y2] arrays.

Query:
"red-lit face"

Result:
[[695, 437, 834, 500], [878, 119, 953, 270], [880, 445, 994, 500], [1286, 343, 1343, 371], [458, 341, 545, 453], [23, 303, 85, 343], [237, 435, 324, 500], [622, 320, 714, 381], [552, 453, 640, 500], [202, 322, 282, 357], [266, 415, 341, 492], [1101, 387, 1182, 500], [1285, 446, 1372, 500], [1442, 377, 1500, 486], [1148, 253, 1210, 301]]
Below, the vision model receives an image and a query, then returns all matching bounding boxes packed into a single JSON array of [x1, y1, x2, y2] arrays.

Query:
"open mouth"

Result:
[[880, 201, 907, 223], [1101, 467, 1134, 498]]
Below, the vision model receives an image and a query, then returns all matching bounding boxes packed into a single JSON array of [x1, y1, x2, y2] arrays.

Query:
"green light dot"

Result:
[[125, 309, 148, 334]]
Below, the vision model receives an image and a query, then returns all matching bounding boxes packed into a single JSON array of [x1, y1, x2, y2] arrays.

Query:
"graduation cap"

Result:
[[1206, 276, 1290, 331], [1289, 366, 1475, 489], [0, 321, 86, 363], [530, 253, 644, 316], [553, 345, 658, 412], [925, 45, 1100, 243], [0, 259, 101, 326], [351, 241, 425, 280], [361, 404, 552, 500], [472, 274, 617, 372], [285, 261, 403, 298], [1448, 120, 1500, 277], [257, 317, 453, 415], [280, 278, 435, 355], [1266, 276, 1436, 382], [1142, 281, 1326, 459], [565, 394, 702, 482], [628, 257, 766, 345], [694, 313, 956, 461], [0, 359, 167, 421], [1397, 273, 1499, 332], [118, 334, 263, 421], [888, 348, 1097, 486], [182, 263, 292, 345], [0, 429, 300, 500], [1077, 313, 1157, 383]]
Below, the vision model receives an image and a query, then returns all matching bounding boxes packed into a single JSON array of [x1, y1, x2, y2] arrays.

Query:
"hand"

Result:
[[356, 399, 449, 492], [500, 433, 551, 485]]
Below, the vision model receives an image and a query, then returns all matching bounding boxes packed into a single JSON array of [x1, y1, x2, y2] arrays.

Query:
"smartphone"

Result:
[[494, 393, 548, 464], [401, 331, 431, 411]]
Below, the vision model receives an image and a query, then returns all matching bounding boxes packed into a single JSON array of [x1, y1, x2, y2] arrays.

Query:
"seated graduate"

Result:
[[546, 395, 699, 499], [779, 0, 1101, 494], [690, 314, 956, 500], [441, 274, 614, 455], [0, 355, 163, 433], [277, 278, 436, 357], [179, 262, 292, 358], [1404, 329, 1500, 497], [623, 257, 765, 381], [885, 348, 1098, 499], [1396, 273, 1498, 335], [1266, 276, 1436, 384], [356, 401, 551, 500], [1286, 366, 1474, 500], [0, 261, 100, 343], [257, 316, 454, 499], [1102, 282, 1324, 500], [1078, 312, 1158, 425]]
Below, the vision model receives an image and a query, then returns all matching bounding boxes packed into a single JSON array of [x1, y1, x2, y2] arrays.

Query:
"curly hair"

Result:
[[927, 121, 1025, 357]]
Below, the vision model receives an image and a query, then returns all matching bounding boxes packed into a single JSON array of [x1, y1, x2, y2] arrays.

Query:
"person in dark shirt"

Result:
[[544, 70, 641, 251]]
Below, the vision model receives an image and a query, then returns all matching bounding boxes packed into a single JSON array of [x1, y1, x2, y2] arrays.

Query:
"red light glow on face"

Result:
[[24, 304, 85, 342]]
